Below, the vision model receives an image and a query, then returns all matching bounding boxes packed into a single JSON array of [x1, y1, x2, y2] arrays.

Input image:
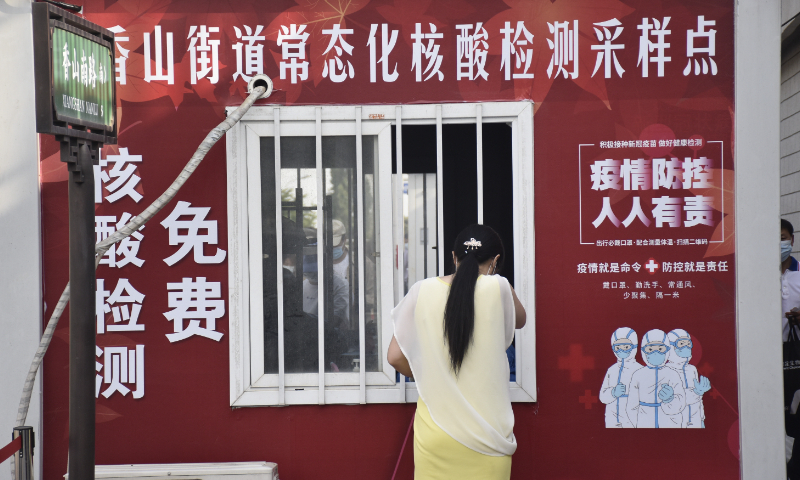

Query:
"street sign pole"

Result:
[[62, 137, 98, 480], [33, 4, 117, 477]]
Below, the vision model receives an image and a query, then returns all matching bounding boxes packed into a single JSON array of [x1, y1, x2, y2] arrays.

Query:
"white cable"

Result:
[[11, 87, 266, 475]]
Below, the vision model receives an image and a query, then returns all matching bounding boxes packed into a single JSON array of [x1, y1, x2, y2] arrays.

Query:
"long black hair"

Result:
[[443, 224, 504, 374]]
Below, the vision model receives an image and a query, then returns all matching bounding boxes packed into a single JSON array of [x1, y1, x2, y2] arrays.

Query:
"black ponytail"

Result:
[[443, 224, 504, 375]]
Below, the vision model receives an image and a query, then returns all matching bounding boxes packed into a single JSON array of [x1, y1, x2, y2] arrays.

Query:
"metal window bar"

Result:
[[422, 174, 429, 279], [394, 105, 406, 403], [511, 117, 520, 388], [274, 108, 285, 405], [436, 105, 444, 276], [394, 106, 404, 304], [476, 104, 484, 225], [315, 107, 325, 404], [356, 107, 367, 403]]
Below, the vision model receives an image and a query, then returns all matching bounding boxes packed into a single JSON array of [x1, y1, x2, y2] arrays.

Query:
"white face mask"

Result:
[[783, 240, 793, 263], [284, 265, 296, 275]]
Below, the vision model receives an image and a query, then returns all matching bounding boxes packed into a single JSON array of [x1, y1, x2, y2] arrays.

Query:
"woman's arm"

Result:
[[388, 336, 413, 378], [511, 286, 527, 329]]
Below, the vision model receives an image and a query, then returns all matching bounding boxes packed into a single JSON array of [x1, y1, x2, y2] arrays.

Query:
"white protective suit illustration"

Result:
[[665, 329, 711, 428], [599, 328, 643, 428], [627, 329, 687, 428]]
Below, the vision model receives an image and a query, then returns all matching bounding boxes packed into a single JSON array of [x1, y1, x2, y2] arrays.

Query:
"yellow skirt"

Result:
[[414, 398, 512, 480]]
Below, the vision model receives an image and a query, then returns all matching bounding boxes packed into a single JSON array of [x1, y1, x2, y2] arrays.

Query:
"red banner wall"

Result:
[[39, 0, 737, 478]]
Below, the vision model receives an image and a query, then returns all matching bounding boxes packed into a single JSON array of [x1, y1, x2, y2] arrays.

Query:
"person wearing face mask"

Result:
[[599, 328, 643, 428], [331, 219, 350, 282], [665, 329, 710, 428], [783, 220, 800, 342], [783, 219, 799, 273], [782, 220, 800, 478], [626, 329, 686, 428]]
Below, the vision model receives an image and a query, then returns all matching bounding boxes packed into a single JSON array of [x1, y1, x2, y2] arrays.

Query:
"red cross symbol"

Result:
[[645, 258, 659, 274], [579, 389, 598, 410], [558, 344, 595, 382], [709, 387, 721, 400]]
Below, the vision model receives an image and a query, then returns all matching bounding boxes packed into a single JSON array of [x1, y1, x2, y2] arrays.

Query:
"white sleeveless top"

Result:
[[392, 275, 517, 456]]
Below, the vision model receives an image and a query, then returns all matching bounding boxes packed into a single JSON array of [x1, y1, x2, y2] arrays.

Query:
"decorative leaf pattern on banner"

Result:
[[85, 2, 190, 107], [482, 0, 635, 108], [96, 404, 123, 423], [376, 0, 440, 48], [264, 0, 372, 103]]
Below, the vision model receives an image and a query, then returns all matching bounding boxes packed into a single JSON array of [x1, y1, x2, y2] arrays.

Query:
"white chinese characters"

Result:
[[684, 16, 717, 76], [161, 201, 226, 266], [594, 196, 715, 229], [95, 213, 145, 268], [368, 24, 399, 83], [188, 25, 221, 84], [144, 25, 174, 84], [456, 23, 489, 81], [500, 21, 534, 79], [161, 202, 225, 266], [411, 23, 444, 82], [589, 155, 717, 229], [637, 17, 671, 77], [277, 24, 310, 84], [590, 157, 713, 192], [322, 24, 355, 83], [108, 25, 129, 85], [232, 25, 265, 83], [96, 148, 143, 204], [111, 16, 720, 89], [592, 18, 625, 78], [96, 279, 146, 334], [163, 277, 225, 342], [96, 345, 144, 399], [547, 20, 578, 79]]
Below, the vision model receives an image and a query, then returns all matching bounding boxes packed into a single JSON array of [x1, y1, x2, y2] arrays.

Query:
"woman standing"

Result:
[[388, 224, 526, 479]]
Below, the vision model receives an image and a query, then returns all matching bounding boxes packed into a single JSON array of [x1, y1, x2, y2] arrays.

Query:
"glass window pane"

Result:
[[404, 173, 438, 288], [362, 135, 381, 372], [322, 136, 359, 373], [261, 136, 320, 375], [442, 124, 478, 275], [260, 137, 279, 374], [392, 125, 438, 294], [263, 134, 384, 377], [283, 137, 319, 374]]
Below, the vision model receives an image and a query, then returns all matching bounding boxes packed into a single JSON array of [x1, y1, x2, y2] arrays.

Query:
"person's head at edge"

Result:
[[445, 224, 504, 375], [783, 218, 795, 272]]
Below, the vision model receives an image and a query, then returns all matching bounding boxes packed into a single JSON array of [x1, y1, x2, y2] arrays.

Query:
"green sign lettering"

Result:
[[52, 28, 114, 129]]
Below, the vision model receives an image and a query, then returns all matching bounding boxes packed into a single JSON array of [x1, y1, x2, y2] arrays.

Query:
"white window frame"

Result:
[[226, 102, 535, 406]]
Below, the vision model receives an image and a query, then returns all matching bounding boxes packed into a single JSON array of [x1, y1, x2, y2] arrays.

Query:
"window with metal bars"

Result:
[[226, 102, 535, 406]]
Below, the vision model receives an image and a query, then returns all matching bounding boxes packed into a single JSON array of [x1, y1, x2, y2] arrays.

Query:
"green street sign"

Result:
[[33, 3, 117, 143], [52, 28, 114, 129]]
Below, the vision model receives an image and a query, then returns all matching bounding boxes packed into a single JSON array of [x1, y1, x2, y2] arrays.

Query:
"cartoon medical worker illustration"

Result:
[[665, 329, 711, 428], [627, 329, 686, 428], [599, 328, 643, 428]]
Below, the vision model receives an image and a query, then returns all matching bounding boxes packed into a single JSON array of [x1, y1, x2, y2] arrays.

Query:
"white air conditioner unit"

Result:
[[64, 462, 278, 480]]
